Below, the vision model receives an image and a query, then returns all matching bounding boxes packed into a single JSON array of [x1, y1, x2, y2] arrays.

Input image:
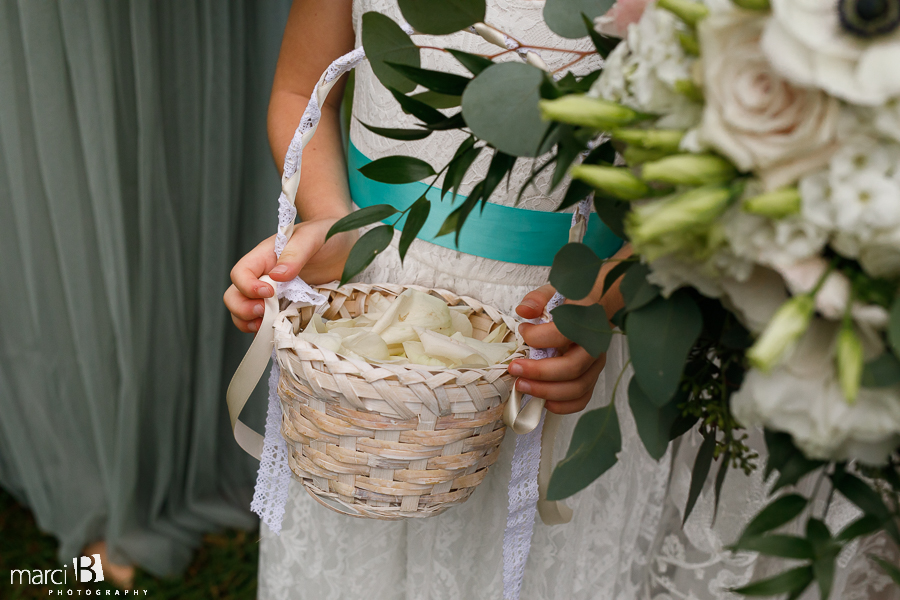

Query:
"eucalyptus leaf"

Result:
[[340, 225, 395, 285], [626, 291, 702, 406], [772, 453, 825, 493], [551, 304, 613, 358], [410, 90, 462, 109], [872, 556, 900, 586], [628, 379, 678, 460], [733, 535, 815, 560], [462, 62, 551, 157], [712, 450, 730, 525], [547, 403, 621, 500], [358, 119, 432, 141], [732, 566, 814, 597], [890, 296, 900, 359], [362, 12, 420, 94], [448, 48, 494, 75], [551, 126, 586, 191], [831, 472, 892, 521], [601, 260, 633, 299], [399, 196, 430, 261], [326, 204, 398, 240], [558, 179, 593, 211], [544, 0, 614, 38], [437, 184, 483, 244], [442, 141, 482, 201], [739, 494, 807, 541], [441, 136, 477, 200], [359, 155, 437, 184], [836, 514, 882, 542], [549, 243, 603, 301], [582, 13, 619, 57], [683, 431, 716, 525], [385, 62, 471, 95], [592, 194, 629, 239], [398, 0, 486, 35], [620, 262, 660, 311], [423, 112, 466, 130], [389, 87, 446, 124], [481, 150, 516, 206], [764, 430, 796, 481], [862, 352, 900, 387]]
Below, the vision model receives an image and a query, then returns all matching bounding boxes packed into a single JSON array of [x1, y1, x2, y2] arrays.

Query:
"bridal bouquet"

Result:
[[330, 0, 900, 595]]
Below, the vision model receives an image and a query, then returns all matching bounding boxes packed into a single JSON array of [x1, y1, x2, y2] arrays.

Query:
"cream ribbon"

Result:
[[503, 382, 573, 526], [225, 275, 280, 461]]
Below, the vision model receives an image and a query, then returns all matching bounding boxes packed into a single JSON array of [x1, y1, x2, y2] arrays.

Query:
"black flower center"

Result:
[[839, 0, 900, 37]]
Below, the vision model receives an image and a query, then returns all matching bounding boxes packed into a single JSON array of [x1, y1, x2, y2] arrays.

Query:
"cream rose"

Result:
[[762, 0, 900, 106], [696, 12, 840, 190]]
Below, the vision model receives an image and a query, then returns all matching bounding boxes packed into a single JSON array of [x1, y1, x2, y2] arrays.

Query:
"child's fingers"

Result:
[[518, 321, 569, 350], [546, 391, 594, 415], [508, 345, 595, 382], [224, 285, 266, 322], [515, 354, 607, 404], [231, 313, 262, 334], [269, 219, 333, 282], [231, 236, 278, 299], [516, 284, 556, 319]]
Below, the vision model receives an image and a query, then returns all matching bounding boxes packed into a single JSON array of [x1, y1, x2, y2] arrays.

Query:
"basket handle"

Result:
[[225, 48, 369, 461]]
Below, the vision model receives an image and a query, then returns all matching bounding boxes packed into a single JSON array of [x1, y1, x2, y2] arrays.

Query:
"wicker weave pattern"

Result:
[[274, 282, 527, 519]]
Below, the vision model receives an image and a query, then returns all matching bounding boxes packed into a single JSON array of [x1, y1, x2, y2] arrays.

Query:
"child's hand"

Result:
[[507, 284, 609, 415], [223, 217, 356, 333]]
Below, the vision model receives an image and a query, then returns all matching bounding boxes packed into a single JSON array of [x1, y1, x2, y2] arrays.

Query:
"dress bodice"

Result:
[[349, 0, 600, 213]]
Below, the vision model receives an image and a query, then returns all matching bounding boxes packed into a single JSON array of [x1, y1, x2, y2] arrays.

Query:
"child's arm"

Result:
[[225, 0, 356, 333]]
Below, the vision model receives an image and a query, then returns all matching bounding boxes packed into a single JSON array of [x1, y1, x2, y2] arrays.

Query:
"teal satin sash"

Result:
[[347, 141, 622, 266]]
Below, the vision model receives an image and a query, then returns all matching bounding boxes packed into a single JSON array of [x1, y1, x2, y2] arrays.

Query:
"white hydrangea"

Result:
[[732, 319, 900, 465], [799, 136, 900, 276], [722, 207, 827, 271], [589, 6, 701, 128]]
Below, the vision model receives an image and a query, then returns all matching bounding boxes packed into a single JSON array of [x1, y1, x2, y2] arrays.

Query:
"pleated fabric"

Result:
[[0, 0, 290, 576]]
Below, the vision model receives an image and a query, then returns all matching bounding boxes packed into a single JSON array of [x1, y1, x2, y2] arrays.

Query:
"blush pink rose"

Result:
[[594, 0, 653, 38]]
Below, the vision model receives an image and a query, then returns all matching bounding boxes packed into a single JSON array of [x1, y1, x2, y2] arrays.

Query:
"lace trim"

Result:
[[251, 359, 291, 534], [501, 200, 589, 599], [253, 48, 365, 534]]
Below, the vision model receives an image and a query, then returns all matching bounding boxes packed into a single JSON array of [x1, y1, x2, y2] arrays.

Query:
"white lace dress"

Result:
[[258, 2, 899, 599]]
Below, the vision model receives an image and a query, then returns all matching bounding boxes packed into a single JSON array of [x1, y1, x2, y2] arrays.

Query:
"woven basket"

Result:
[[272, 281, 527, 519]]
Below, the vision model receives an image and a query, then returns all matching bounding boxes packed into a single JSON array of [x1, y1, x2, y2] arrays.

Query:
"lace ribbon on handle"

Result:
[[228, 48, 366, 535], [501, 197, 592, 600]]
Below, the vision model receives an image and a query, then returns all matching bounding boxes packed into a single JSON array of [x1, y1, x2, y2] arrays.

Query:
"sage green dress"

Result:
[[0, 0, 287, 576]]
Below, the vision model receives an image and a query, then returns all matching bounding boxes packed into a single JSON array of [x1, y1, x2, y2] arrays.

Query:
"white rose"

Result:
[[761, 0, 900, 106], [732, 319, 900, 464], [697, 11, 840, 190]]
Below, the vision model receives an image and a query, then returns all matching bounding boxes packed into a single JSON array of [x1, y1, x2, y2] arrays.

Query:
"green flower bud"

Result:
[[627, 185, 732, 244], [837, 324, 864, 403], [747, 295, 815, 372], [642, 154, 737, 186], [623, 146, 671, 166], [678, 31, 700, 55], [657, 0, 710, 26], [538, 95, 647, 129], [742, 188, 802, 219], [570, 165, 650, 200], [674, 79, 704, 102], [612, 128, 685, 151], [732, 0, 771, 10]]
